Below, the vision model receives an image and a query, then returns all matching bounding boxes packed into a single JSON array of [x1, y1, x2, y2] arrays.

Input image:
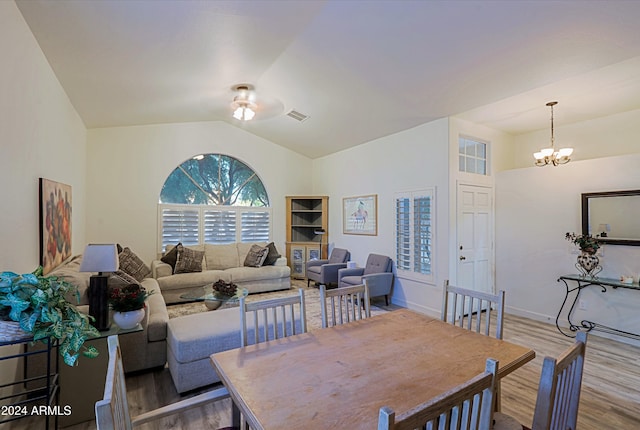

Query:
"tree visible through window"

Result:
[[160, 154, 268, 206], [158, 154, 271, 251]]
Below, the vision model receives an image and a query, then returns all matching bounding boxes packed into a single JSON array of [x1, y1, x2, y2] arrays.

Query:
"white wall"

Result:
[[86, 121, 313, 263], [312, 119, 450, 314], [0, 0, 87, 397], [497, 153, 640, 345], [512, 109, 640, 168]]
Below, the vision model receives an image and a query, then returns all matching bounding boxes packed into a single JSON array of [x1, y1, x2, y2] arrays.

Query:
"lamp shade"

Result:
[[79, 244, 119, 273]]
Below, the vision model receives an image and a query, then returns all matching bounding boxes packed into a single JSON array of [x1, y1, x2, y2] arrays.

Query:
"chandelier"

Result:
[[231, 85, 256, 121], [533, 101, 573, 166]]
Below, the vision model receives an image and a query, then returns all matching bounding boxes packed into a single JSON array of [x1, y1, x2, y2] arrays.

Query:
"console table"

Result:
[[0, 336, 59, 429], [556, 274, 640, 339]]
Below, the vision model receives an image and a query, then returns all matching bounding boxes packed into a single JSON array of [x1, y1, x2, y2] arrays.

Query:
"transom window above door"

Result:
[[459, 136, 487, 175], [158, 154, 271, 251]]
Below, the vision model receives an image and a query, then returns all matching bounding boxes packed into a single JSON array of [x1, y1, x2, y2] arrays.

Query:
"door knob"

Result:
[[459, 256, 466, 260]]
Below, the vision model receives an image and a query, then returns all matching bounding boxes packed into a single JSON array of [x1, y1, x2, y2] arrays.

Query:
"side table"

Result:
[[24, 323, 142, 427], [556, 274, 640, 340], [1, 335, 59, 429]]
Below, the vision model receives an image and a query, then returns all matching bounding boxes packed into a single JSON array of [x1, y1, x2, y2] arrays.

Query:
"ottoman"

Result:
[[167, 304, 306, 393], [167, 307, 241, 393]]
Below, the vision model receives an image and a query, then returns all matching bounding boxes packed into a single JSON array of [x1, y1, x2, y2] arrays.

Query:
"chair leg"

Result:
[[385, 295, 389, 306], [307, 278, 310, 287]]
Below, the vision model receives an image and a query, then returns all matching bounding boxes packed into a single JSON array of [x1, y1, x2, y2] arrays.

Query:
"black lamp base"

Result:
[[88, 274, 111, 331]]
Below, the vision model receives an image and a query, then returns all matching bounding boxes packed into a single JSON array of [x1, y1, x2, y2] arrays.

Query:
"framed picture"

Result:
[[39, 178, 72, 275], [343, 194, 377, 235]]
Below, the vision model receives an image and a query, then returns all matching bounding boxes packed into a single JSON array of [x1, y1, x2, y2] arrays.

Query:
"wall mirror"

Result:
[[582, 189, 640, 246]]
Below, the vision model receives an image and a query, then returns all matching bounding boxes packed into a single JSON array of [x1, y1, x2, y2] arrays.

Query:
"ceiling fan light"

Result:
[[232, 102, 256, 121], [243, 106, 255, 120]]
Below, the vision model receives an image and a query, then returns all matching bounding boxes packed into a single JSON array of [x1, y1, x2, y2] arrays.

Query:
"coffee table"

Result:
[[180, 286, 249, 310]]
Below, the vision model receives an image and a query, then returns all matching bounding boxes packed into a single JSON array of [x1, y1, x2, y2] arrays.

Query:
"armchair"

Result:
[[338, 253, 393, 305], [306, 247, 350, 288]]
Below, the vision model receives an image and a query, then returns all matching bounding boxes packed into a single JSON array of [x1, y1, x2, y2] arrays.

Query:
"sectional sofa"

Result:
[[49, 254, 168, 373], [151, 242, 291, 303]]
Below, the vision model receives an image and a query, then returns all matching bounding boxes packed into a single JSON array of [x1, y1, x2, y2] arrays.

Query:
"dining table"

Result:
[[210, 308, 535, 430]]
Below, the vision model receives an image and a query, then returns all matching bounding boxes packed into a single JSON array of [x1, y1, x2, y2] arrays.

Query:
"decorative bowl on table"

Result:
[[205, 280, 240, 310]]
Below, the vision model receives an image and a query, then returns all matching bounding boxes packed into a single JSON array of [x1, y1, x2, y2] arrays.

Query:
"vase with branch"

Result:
[[565, 232, 602, 278]]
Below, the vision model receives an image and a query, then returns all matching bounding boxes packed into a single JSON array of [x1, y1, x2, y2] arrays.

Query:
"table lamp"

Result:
[[79, 244, 119, 331]]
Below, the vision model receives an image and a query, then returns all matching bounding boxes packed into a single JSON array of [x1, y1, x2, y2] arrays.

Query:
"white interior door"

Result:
[[456, 184, 494, 297]]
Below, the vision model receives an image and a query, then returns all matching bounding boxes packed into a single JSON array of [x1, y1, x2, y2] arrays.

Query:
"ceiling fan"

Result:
[[206, 83, 284, 122]]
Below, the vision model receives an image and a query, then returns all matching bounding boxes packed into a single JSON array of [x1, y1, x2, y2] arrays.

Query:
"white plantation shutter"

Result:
[[395, 197, 411, 271], [241, 211, 270, 242], [394, 188, 435, 282], [161, 208, 200, 247], [413, 195, 432, 274], [204, 210, 236, 244], [158, 205, 272, 252]]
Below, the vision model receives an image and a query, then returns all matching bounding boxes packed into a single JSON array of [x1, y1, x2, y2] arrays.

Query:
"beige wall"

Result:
[[0, 0, 87, 398], [512, 108, 640, 168], [497, 153, 640, 346], [0, 1, 87, 272], [86, 121, 313, 264], [312, 119, 451, 314]]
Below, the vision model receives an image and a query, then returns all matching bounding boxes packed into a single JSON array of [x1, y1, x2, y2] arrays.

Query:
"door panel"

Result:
[[457, 184, 494, 297]]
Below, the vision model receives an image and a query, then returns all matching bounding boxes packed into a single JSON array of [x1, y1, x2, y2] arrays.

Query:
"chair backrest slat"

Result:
[[320, 283, 371, 328], [532, 331, 587, 430], [95, 336, 133, 430], [442, 280, 505, 340], [240, 288, 307, 346], [378, 358, 499, 430]]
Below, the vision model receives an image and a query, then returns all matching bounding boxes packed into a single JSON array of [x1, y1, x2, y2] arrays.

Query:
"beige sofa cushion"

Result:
[[48, 255, 91, 305], [204, 243, 239, 270]]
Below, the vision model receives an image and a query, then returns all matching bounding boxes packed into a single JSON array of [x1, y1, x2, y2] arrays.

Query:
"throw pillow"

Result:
[[118, 247, 152, 282], [174, 245, 205, 274], [161, 243, 181, 272], [244, 244, 269, 268], [262, 242, 281, 266], [109, 270, 142, 289]]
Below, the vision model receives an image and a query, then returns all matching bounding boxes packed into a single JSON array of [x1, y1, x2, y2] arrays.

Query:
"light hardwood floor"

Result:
[[15, 311, 640, 429]]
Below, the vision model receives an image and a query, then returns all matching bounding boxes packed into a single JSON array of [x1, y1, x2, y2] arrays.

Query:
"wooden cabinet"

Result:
[[286, 196, 328, 279]]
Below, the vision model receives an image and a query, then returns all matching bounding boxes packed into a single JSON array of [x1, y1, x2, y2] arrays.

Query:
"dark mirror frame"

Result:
[[581, 189, 640, 246]]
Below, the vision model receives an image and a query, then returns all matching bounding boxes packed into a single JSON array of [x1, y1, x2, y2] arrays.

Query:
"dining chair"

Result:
[[493, 331, 588, 430], [95, 335, 232, 430], [239, 288, 307, 346], [378, 358, 499, 430], [442, 279, 505, 340], [319, 282, 371, 328]]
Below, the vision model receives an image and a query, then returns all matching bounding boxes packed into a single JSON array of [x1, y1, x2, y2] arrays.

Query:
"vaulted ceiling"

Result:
[[16, 0, 640, 158]]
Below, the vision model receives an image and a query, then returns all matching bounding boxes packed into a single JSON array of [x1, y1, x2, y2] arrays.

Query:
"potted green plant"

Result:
[[109, 283, 153, 329], [565, 232, 602, 278], [0, 267, 99, 366], [565, 232, 601, 254]]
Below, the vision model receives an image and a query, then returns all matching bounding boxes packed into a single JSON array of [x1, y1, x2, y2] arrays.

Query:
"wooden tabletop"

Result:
[[210, 308, 535, 430]]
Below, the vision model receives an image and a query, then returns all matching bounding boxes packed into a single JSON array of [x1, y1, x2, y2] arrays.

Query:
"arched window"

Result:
[[158, 154, 271, 251]]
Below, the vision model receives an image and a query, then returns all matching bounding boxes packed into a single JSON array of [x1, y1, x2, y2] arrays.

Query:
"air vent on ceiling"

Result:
[[286, 109, 310, 122]]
